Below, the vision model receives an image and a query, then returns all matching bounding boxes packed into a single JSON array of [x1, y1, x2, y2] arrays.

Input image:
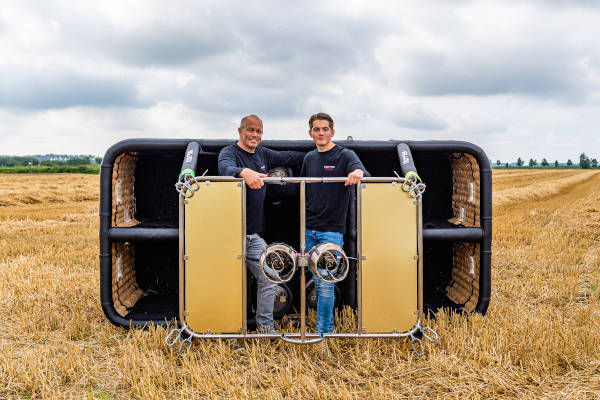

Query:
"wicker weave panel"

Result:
[[112, 242, 144, 317], [112, 153, 139, 227], [448, 153, 480, 227], [446, 242, 480, 313]]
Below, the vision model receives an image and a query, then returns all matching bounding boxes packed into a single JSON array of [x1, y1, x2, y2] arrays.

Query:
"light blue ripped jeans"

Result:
[[305, 229, 344, 334]]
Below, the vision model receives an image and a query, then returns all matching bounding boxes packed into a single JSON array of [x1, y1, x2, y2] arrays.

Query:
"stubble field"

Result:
[[1, 170, 599, 399]]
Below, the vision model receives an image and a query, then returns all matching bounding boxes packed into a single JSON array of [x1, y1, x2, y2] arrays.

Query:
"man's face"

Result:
[[238, 116, 263, 152], [309, 119, 334, 147]]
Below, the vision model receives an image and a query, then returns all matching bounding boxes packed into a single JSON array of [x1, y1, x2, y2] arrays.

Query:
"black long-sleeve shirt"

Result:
[[300, 145, 369, 233], [218, 144, 304, 234]]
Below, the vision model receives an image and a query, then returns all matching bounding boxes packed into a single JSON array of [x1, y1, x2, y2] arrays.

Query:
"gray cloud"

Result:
[[398, 47, 587, 99], [372, 2, 600, 102], [181, 80, 302, 119], [535, 0, 600, 9], [391, 104, 448, 130], [0, 68, 145, 109], [107, 27, 232, 66], [45, 1, 380, 71], [1, 1, 382, 115]]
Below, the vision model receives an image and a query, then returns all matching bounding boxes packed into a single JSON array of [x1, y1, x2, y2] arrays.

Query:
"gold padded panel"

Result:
[[361, 183, 418, 333], [184, 182, 243, 333]]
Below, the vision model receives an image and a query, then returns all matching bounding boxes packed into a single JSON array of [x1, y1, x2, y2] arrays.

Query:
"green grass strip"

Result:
[[0, 165, 100, 174]]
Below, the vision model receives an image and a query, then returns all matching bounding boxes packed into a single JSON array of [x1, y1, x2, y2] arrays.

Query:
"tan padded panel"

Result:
[[360, 183, 418, 333], [184, 182, 243, 333]]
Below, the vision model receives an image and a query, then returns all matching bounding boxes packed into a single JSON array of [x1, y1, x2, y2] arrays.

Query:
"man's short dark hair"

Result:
[[240, 114, 263, 129], [309, 113, 334, 129]]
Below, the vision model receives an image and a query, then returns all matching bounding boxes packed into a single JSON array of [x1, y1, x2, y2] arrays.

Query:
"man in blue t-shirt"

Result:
[[300, 113, 369, 334], [218, 114, 303, 333]]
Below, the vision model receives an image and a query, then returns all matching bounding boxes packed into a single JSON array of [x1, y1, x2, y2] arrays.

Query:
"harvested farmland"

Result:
[[1, 171, 599, 399]]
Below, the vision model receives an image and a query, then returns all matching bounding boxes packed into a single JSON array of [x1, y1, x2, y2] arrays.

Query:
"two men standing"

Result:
[[218, 113, 368, 334]]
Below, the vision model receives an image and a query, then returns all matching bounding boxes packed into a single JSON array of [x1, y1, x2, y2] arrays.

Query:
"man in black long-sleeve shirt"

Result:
[[218, 114, 304, 332], [300, 112, 369, 333]]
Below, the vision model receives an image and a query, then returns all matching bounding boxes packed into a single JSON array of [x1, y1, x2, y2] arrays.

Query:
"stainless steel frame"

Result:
[[241, 183, 247, 334], [299, 181, 307, 342], [417, 196, 424, 322], [178, 176, 424, 344], [178, 196, 185, 323], [357, 183, 363, 334]]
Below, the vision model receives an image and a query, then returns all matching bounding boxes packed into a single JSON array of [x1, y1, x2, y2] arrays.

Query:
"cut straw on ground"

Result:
[[1, 171, 599, 399]]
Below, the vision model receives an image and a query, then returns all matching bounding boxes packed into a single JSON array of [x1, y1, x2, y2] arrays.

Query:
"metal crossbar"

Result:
[[176, 176, 426, 198]]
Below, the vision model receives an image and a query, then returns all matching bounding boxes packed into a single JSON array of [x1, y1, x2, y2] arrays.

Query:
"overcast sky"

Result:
[[1, 0, 600, 162]]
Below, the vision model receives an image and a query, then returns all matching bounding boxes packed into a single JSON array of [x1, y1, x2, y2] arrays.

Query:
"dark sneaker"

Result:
[[229, 340, 244, 352]]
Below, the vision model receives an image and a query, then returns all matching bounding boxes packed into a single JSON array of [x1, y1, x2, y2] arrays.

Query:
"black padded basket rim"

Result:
[[99, 139, 491, 329]]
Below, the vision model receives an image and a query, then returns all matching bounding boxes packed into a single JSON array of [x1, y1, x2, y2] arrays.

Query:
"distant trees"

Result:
[[40, 160, 64, 166], [40, 158, 89, 166], [498, 155, 598, 168], [66, 158, 90, 166], [0, 155, 98, 167], [580, 153, 591, 169], [0, 156, 39, 167]]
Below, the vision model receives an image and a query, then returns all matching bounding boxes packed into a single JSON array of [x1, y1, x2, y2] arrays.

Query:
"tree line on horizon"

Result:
[[495, 153, 598, 169], [0, 155, 102, 167]]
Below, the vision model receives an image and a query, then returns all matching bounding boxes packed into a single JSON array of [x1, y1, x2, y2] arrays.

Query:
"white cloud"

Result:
[[1, 0, 600, 162]]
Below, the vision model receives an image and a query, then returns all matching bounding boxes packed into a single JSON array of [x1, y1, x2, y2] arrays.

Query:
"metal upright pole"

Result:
[[417, 196, 424, 322], [357, 184, 363, 333], [300, 181, 306, 342], [178, 195, 185, 324], [241, 184, 247, 334]]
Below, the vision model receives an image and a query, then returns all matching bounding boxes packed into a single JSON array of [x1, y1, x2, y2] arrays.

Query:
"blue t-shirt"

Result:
[[218, 144, 304, 234], [300, 145, 369, 233]]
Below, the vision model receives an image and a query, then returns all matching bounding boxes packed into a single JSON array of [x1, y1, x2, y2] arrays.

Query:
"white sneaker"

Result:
[[320, 341, 332, 357]]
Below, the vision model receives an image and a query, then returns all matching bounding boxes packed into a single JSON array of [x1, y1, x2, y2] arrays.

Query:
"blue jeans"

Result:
[[245, 234, 278, 332], [305, 229, 344, 334]]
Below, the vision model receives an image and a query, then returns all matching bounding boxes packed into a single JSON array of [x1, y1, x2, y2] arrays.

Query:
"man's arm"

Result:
[[263, 148, 305, 171], [218, 146, 243, 177], [218, 146, 266, 189], [344, 150, 370, 186], [299, 154, 307, 177], [239, 168, 266, 189], [345, 168, 364, 186]]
